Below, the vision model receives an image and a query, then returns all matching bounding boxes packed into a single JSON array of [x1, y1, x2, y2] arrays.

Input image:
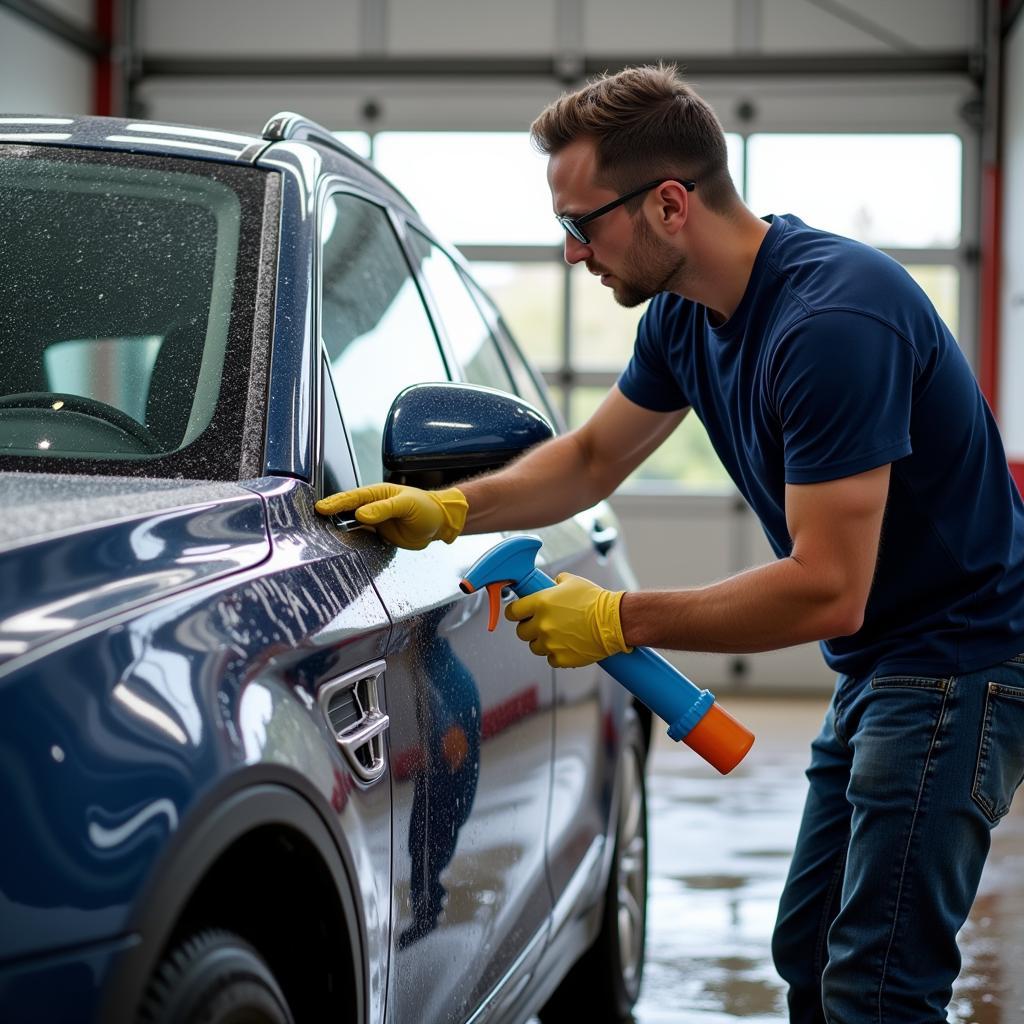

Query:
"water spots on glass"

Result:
[[0, 151, 243, 461]]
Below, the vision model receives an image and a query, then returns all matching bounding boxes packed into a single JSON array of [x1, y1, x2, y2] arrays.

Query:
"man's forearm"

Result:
[[459, 432, 611, 534], [619, 555, 865, 654]]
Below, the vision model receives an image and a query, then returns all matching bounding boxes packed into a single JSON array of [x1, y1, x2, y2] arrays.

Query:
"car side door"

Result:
[[316, 186, 555, 1024], [453, 263, 629, 937]]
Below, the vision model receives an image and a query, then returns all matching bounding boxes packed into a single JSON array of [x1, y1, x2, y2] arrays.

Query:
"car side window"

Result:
[[320, 193, 449, 484], [462, 273, 563, 431], [406, 229, 515, 394]]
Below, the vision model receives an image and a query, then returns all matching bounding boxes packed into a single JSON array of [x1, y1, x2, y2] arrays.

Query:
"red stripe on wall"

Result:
[[93, 0, 114, 115], [1011, 462, 1024, 494], [978, 163, 1002, 415]]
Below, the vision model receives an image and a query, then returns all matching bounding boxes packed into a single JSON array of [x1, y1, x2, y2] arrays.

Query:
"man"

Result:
[[316, 65, 1024, 1022]]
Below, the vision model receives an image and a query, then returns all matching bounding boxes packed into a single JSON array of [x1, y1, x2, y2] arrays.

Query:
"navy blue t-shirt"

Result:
[[618, 214, 1024, 678]]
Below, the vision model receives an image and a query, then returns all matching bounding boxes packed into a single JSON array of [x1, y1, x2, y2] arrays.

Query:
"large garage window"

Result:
[[372, 130, 967, 493], [746, 133, 964, 338]]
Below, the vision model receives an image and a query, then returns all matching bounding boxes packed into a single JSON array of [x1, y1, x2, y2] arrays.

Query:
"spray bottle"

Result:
[[460, 535, 754, 774]]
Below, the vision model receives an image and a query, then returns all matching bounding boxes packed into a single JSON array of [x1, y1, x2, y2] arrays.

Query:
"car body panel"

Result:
[[0, 473, 271, 668], [353, 528, 554, 1022], [0, 474, 394, 1019]]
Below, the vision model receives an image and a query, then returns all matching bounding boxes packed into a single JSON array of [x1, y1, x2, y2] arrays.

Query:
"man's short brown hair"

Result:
[[530, 63, 738, 214]]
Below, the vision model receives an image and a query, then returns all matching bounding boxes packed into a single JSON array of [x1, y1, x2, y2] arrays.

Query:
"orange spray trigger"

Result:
[[485, 582, 508, 630], [458, 577, 512, 631]]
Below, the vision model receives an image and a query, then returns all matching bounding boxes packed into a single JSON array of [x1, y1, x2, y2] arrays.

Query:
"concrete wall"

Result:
[[0, 1, 94, 115]]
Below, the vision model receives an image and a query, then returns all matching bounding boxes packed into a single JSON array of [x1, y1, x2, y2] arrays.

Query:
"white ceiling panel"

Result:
[[387, 0, 558, 55], [582, 0, 735, 55], [842, 0, 979, 50], [138, 0, 362, 56], [761, 0, 979, 53]]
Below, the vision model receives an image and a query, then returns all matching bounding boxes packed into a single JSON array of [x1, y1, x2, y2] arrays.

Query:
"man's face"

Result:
[[547, 138, 685, 308]]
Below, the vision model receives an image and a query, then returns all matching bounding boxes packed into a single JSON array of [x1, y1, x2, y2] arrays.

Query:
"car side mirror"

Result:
[[382, 382, 554, 487]]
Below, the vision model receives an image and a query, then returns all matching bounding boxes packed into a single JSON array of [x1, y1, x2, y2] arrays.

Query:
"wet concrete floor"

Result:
[[628, 695, 1024, 1023]]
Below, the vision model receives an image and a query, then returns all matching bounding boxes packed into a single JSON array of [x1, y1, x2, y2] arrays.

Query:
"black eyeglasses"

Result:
[[556, 177, 696, 245]]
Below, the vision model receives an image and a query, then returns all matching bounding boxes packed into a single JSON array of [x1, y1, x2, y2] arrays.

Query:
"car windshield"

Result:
[[0, 146, 266, 473]]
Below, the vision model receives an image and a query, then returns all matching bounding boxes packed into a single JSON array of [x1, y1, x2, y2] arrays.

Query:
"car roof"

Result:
[[0, 111, 415, 213], [0, 113, 266, 162]]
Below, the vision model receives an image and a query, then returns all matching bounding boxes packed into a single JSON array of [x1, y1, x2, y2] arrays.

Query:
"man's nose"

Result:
[[563, 233, 591, 265]]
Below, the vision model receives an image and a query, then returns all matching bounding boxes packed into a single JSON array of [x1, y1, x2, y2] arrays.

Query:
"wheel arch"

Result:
[[100, 771, 366, 1024]]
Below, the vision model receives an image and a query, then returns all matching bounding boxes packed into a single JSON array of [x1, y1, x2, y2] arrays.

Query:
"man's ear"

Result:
[[655, 180, 690, 235]]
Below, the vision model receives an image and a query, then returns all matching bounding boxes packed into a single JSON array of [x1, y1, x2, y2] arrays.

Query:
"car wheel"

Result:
[[138, 928, 294, 1024], [540, 709, 649, 1022]]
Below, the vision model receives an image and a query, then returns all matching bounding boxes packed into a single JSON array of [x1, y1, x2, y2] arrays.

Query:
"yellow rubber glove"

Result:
[[505, 572, 633, 668], [315, 483, 468, 550]]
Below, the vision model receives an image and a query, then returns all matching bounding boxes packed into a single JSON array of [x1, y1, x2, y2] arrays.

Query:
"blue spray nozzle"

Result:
[[460, 534, 544, 593], [461, 534, 755, 773]]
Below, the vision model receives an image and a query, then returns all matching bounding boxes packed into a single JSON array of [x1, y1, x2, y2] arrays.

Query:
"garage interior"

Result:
[[2, 1, 1023, 1020]]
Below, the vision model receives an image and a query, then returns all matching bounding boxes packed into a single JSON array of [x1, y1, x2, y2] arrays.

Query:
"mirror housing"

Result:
[[382, 382, 554, 487]]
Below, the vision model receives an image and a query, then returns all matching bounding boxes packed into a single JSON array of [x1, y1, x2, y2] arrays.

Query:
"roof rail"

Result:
[[261, 111, 359, 156], [260, 110, 411, 207]]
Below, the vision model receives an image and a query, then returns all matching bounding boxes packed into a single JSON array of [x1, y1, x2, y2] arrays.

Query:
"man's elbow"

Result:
[[822, 597, 866, 639]]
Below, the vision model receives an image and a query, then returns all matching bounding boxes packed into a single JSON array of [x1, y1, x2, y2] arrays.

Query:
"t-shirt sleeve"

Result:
[[771, 310, 916, 484], [616, 297, 690, 413]]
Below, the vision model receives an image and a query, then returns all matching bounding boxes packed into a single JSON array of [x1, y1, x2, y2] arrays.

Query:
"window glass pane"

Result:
[[460, 272, 559, 425], [1, 153, 242, 460], [746, 134, 962, 248], [44, 336, 161, 423], [903, 264, 959, 334], [320, 194, 448, 483], [469, 262, 563, 370], [407, 231, 513, 392], [570, 388, 731, 491], [547, 384, 567, 425], [570, 264, 647, 369], [725, 132, 744, 197], [375, 132, 560, 245]]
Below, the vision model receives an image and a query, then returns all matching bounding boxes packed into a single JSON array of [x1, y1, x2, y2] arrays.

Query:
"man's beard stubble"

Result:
[[604, 214, 687, 308]]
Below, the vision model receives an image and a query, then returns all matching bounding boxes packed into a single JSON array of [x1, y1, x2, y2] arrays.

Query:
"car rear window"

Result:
[[0, 146, 270, 478]]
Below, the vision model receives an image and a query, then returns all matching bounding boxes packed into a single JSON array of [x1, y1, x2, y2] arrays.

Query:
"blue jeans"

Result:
[[772, 655, 1024, 1023]]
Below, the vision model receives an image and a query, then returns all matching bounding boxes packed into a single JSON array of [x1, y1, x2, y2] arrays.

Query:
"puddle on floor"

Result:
[[627, 697, 1024, 1023]]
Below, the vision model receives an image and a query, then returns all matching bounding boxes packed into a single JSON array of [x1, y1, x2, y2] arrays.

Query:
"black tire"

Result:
[[540, 710, 649, 1022], [138, 928, 294, 1024]]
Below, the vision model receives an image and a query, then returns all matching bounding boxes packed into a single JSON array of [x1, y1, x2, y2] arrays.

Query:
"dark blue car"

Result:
[[0, 113, 650, 1024]]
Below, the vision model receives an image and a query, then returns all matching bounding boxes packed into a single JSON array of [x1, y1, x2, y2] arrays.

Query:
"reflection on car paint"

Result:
[[399, 605, 481, 949], [88, 798, 179, 850], [112, 681, 190, 745]]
